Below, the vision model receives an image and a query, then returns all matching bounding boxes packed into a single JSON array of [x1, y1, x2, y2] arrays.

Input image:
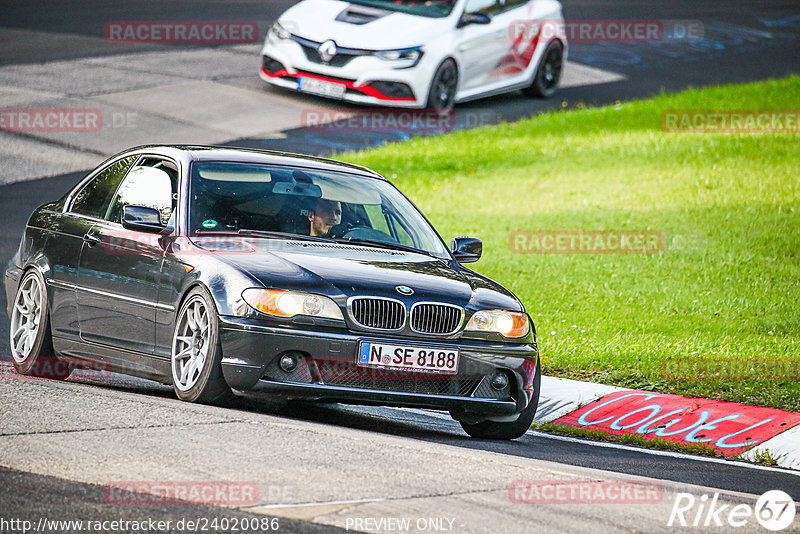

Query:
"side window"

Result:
[[497, 0, 527, 13], [465, 0, 498, 15], [388, 213, 415, 247], [70, 156, 137, 218], [364, 204, 391, 235], [107, 159, 177, 226]]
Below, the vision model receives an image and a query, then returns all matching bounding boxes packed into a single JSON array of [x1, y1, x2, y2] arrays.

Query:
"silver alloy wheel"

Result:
[[10, 273, 43, 363], [172, 296, 210, 391]]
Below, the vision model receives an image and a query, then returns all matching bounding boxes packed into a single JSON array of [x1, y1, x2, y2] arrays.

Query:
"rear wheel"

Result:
[[9, 269, 71, 380], [426, 59, 459, 112], [524, 40, 563, 99], [171, 287, 234, 405], [458, 358, 541, 440]]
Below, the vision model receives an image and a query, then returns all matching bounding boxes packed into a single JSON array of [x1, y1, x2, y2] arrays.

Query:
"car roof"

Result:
[[115, 145, 386, 180]]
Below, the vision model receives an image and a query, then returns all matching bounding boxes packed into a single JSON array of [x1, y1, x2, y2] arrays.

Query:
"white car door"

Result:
[[455, 0, 507, 91], [488, 0, 541, 82]]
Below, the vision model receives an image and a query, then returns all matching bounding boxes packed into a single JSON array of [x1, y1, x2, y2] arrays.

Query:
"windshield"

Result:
[[188, 162, 450, 258], [347, 0, 458, 18]]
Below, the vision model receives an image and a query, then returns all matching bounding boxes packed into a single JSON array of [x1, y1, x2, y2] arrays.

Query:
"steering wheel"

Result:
[[327, 222, 354, 239]]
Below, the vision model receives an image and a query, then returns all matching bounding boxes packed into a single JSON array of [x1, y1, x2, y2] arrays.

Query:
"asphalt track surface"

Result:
[[2, 0, 800, 531], [0, 466, 348, 534]]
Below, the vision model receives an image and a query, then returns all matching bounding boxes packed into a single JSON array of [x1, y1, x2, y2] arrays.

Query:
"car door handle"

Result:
[[83, 232, 102, 246]]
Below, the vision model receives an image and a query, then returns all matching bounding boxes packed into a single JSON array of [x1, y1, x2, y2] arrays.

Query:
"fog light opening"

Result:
[[490, 370, 510, 390], [279, 352, 302, 372]]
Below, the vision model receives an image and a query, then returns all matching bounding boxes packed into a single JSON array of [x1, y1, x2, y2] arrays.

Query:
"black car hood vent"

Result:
[[336, 5, 391, 25], [286, 241, 406, 255]]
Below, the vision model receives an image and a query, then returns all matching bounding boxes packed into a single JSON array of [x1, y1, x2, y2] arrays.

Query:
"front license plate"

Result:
[[298, 77, 346, 99], [357, 341, 459, 375]]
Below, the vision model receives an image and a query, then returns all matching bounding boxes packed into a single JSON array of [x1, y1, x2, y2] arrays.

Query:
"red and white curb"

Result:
[[535, 376, 800, 470]]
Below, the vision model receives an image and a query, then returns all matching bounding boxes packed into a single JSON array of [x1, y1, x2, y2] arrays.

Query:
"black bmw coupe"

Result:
[[5, 146, 540, 439]]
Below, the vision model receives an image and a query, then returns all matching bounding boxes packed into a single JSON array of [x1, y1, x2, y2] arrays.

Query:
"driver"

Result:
[[308, 198, 342, 237]]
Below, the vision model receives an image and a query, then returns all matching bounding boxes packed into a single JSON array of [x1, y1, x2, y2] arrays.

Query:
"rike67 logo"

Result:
[[669, 490, 796, 531]]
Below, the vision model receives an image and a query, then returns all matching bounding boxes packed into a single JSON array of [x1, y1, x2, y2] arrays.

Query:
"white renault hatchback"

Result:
[[260, 0, 566, 110]]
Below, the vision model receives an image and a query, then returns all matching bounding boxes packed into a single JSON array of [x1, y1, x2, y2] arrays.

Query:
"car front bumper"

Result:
[[219, 316, 538, 418], [260, 37, 434, 108]]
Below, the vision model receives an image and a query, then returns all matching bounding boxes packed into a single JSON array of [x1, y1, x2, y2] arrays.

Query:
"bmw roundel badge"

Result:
[[396, 285, 414, 295]]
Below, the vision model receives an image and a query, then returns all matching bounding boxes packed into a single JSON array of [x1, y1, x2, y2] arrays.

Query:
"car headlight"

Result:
[[242, 288, 343, 320], [465, 310, 530, 338], [268, 21, 292, 41], [375, 47, 423, 68]]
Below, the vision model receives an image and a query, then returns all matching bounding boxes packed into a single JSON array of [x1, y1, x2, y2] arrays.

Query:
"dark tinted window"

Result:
[[108, 159, 178, 225], [188, 162, 449, 257], [348, 0, 456, 18], [498, 0, 527, 12], [465, 0, 498, 15], [70, 156, 136, 218]]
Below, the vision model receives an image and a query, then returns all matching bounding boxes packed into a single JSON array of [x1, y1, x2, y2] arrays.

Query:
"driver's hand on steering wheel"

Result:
[[326, 222, 353, 239]]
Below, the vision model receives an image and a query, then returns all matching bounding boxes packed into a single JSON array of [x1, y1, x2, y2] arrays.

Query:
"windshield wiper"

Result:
[[332, 237, 431, 256], [196, 229, 434, 255], [237, 229, 335, 243]]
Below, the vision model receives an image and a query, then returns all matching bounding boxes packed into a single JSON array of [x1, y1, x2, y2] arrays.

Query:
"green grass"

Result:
[[534, 423, 722, 457], [749, 448, 782, 466], [340, 76, 800, 412], [536, 423, 784, 465]]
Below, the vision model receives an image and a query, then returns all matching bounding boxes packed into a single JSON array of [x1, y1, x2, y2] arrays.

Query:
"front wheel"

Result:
[[9, 269, 71, 380], [458, 358, 541, 440], [523, 40, 563, 99], [426, 59, 459, 112], [171, 287, 234, 405]]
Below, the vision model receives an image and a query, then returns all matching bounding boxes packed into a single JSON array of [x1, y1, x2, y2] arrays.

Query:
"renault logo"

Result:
[[396, 286, 414, 295], [318, 40, 338, 63]]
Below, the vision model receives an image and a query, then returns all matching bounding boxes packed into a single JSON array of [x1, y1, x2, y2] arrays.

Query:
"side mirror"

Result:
[[122, 205, 165, 233], [457, 12, 492, 29], [451, 236, 482, 263]]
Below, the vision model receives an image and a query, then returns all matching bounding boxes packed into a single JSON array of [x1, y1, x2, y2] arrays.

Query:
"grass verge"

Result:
[[535, 422, 787, 467], [342, 76, 800, 411], [534, 422, 722, 457]]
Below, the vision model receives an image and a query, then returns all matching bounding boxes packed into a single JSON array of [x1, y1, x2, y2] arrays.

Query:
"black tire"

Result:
[[171, 287, 234, 406], [524, 40, 563, 99], [459, 358, 541, 440], [426, 59, 459, 112], [9, 269, 71, 380]]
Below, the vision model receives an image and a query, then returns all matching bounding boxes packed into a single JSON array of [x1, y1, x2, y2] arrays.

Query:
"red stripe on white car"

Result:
[[261, 68, 416, 102]]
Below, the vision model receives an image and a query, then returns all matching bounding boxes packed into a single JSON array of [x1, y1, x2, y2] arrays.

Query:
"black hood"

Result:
[[203, 239, 522, 312]]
